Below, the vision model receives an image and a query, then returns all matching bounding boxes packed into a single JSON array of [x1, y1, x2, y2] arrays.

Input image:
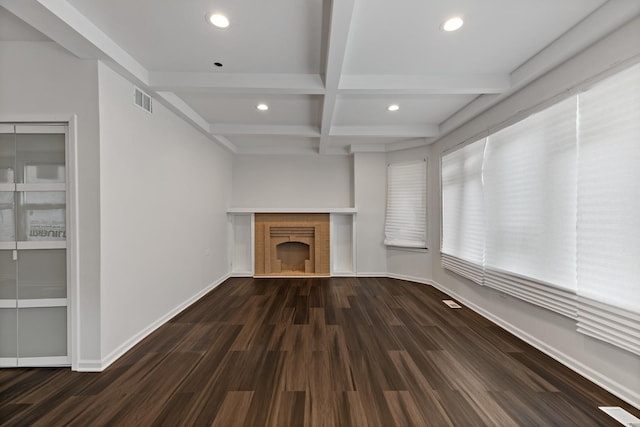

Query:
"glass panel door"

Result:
[[0, 250, 17, 366], [0, 307, 17, 366], [17, 192, 66, 243], [13, 125, 69, 367], [15, 129, 65, 185], [18, 307, 68, 360], [0, 125, 17, 367], [17, 250, 67, 299], [0, 124, 14, 185], [0, 192, 15, 244]]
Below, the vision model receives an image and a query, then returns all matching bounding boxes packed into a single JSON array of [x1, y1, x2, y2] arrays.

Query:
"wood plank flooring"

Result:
[[1, 277, 638, 426]]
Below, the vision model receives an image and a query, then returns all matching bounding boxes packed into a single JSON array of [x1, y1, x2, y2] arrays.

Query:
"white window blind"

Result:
[[483, 97, 578, 296], [439, 62, 640, 356], [384, 160, 427, 248], [576, 63, 640, 354], [441, 139, 486, 284]]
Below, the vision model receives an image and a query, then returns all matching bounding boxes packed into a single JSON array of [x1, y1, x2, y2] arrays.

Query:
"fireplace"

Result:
[[254, 213, 330, 276]]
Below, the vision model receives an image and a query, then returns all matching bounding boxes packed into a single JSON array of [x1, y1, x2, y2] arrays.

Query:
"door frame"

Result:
[[0, 115, 79, 369]]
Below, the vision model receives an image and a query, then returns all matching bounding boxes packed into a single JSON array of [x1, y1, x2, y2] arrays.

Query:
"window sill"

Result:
[[385, 245, 429, 253]]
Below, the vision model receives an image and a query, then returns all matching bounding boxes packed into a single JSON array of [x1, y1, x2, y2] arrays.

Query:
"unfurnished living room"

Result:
[[0, 0, 639, 425]]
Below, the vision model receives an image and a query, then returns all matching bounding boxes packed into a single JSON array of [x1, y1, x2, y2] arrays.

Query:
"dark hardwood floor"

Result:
[[1, 277, 638, 426]]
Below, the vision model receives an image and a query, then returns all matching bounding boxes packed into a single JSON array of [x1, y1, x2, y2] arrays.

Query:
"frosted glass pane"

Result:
[[15, 133, 65, 184], [0, 308, 17, 357], [0, 250, 16, 299], [0, 131, 14, 184], [18, 307, 67, 357], [17, 249, 66, 299], [17, 192, 66, 241], [0, 192, 15, 241]]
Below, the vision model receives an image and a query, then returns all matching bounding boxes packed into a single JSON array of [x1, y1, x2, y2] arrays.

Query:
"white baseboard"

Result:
[[92, 273, 230, 372], [234, 272, 359, 277], [75, 359, 103, 372], [386, 272, 431, 286], [230, 271, 253, 277], [430, 279, 640, 410], [331, 272, 357, 277], [355, 272, 388, 277]]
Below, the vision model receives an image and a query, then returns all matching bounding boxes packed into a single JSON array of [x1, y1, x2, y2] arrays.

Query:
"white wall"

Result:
[[353, 152, 387, 275], [232, 154, 353, 208], [430, 17, 640, 408], [97, 63, 233, 364], [0, 41, 102, 367], [386, 146, 432, 283]]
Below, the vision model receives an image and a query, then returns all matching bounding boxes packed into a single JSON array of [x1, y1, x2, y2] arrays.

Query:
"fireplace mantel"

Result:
[[227, 207, 357, 214], [228, 209, 357, 277]]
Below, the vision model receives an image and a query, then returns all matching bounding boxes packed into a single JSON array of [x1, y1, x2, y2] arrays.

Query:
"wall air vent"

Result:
[[134, 87, 152, 114]]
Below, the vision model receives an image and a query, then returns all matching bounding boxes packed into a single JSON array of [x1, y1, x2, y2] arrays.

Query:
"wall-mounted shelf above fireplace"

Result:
[[227, 207, 357, 214]]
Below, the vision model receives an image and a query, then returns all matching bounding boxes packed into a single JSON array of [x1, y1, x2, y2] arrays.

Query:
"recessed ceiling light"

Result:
[[388, 104, 400, 111], [256, 103, 269, 111], [207, 13, 229, 28], [442, 17, 463, 32]]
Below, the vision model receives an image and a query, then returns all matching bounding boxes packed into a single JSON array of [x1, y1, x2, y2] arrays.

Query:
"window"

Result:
[[440, 62, 640, 356], [384, 160, 427, 248], [441, 139, 485, 284], [576, 64, 640, 355], [483, 97, 577, 294]]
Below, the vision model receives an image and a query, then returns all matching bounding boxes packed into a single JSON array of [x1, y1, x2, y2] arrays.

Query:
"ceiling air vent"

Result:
[[134, 87, 152, 114]]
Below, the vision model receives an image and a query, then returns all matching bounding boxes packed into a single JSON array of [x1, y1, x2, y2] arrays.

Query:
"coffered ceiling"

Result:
[[2, 0, 640, 154]]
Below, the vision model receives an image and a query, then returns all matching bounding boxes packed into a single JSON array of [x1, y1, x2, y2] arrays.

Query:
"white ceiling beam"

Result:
[[209, 135, 237, 153], [386, 138, 433, 152], [209, 124, 320, 137], [319, 92, 338, 154], [510, 0, 640, 90], [155, 92, 237, 153], [331, 125, 439, 138], [149, 72, 325, 94], [339, 74, 510, 94], [321, 0, 355, 90], [438, 1, 640, 140], [318, 135, 332, 153], [349, 144, 388, 153], [0, 0, 149, 84], [236, 144, 320, 156], [319, 0, 356, 154], [155, 92, 210, 132], [1, 0, 238, 153], [0, 0, 100, 59]]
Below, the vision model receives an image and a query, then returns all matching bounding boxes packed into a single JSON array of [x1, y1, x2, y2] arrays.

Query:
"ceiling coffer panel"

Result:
[[3, 0, 636, 154]]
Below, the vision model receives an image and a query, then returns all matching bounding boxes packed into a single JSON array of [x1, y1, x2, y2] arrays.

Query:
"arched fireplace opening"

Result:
[[276, 241, 311, 273]]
